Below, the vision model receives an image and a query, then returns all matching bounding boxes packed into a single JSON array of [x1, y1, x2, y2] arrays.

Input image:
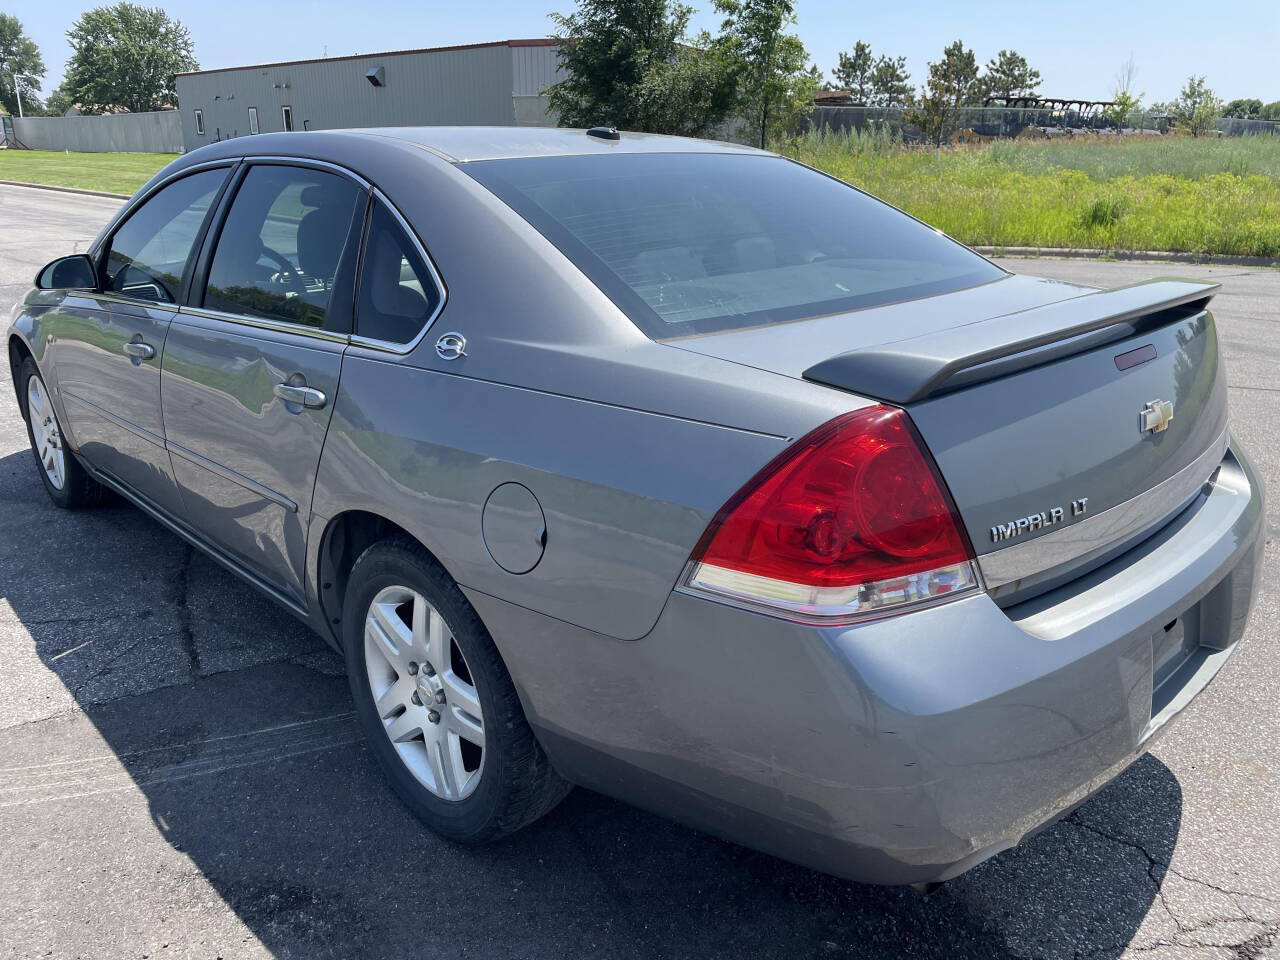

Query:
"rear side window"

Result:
[[464, 153, 1005, 337], [202, 165, 363, 328], [103, 168, 227, 303], [356, 201, 441, 344]]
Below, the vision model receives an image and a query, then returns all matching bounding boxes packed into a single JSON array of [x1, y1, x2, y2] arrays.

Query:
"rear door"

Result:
[[49, 165, 231, 516], [161, 161, 366, 603]]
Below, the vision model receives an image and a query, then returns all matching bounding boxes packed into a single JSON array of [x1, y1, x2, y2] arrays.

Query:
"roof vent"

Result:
[[586, 126, 620, 141]]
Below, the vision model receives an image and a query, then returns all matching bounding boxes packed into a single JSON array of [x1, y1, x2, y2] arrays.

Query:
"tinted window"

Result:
[[203, 165, 362, 328], [356, 201, 440, 344], [465, 153, 1005, 337], [103, 168, 226, 303]]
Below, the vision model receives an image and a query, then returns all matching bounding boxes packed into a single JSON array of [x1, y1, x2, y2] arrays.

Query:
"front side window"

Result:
[[356, 201, 440, 344], [203, 165, 363, 328], [464, 153, 1006, 338], [102, 167, 227, 303]]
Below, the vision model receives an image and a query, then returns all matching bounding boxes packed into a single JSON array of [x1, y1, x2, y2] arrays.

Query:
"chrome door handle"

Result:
[[273, 382, 327, 410], [123, 341, 155, 360]]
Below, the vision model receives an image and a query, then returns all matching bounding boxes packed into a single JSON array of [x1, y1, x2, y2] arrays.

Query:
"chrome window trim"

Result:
[[239, 155, 372, 190], [96, 157, 372, 260], [177, 304, 351, 345], [977, 427, 1232, 590], [346, 187, 448, 357], [81, 290, 182, 310]]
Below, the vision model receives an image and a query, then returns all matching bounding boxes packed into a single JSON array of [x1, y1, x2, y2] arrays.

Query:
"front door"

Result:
[[49, 166, 231, 516], [161, 162, 366, 603]]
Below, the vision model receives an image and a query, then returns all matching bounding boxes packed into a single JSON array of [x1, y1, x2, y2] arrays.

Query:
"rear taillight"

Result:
[[684, 405, 978, 622]]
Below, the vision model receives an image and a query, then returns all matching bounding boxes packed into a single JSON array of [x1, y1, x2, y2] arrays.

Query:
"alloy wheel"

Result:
[[27, 374, 66, 491], [363, 585, 486, 800]]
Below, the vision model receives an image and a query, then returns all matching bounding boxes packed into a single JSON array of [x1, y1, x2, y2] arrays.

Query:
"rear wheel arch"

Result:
[[317, 510, 469, 651]]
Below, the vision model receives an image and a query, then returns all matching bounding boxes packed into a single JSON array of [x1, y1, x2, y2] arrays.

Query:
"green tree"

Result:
[[42, 82, 74, 116], [1105, 91, 1141, 132], [630, 38, 740, 135], [833, 40, 873, 103], [1173, 75, 1222, 137], [0, 14, 45, 116], [713, 0, 817, 149], [548, 0, 735, 135], [1222, 98, 1263, 119], [978, 49, 1041, 102], [869, 54, 911, 108], [905, 39, 979, 153], [1261, 101, 1280, 121], [1104, 54, 1142, 134], [62, 3, 197, 113]]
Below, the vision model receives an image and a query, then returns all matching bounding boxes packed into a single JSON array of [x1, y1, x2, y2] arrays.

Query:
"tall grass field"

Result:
[[785, 130, 1280, 258], [2, 136, 1279, 257]]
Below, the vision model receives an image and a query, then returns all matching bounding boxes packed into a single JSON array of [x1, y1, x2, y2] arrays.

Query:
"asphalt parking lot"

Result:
[[0, 181, 1276, 960]]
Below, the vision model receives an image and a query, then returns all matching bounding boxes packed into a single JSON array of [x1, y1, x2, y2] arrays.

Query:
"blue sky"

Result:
[[10, 0, 1277, 105]]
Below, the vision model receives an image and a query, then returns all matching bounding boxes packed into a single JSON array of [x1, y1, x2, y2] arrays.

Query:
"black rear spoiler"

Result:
[[802, 279, 1219, 404]]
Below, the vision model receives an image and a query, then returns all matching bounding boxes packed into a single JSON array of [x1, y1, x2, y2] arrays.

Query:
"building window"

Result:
[[247, 107, 259, 135], [281, 105, 294, 132], [194, 109, 205, 136]]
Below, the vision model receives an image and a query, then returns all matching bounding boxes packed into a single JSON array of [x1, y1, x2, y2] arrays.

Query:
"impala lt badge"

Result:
[[991, 498, 1089, 543], [1140, 399, 1174, 434]]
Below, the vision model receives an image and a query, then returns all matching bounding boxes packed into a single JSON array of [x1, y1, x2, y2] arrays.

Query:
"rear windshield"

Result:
[[464, 152, 1004, 338]]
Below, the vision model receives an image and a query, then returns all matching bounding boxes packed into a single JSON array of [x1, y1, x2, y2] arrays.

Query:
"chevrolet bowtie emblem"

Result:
[[1140, 399, 1174, 434]]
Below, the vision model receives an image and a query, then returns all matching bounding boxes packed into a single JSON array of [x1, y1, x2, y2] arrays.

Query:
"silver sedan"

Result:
[[7, 127, 1263, 886]]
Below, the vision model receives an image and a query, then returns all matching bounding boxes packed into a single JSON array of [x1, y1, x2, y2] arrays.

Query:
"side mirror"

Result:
[[36, 254, 97, 291]]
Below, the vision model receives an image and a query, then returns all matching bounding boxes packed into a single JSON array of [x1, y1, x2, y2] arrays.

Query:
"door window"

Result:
[[102, 167, 227, 303], [202, 165, 363, 329], [356, 201, 441, 344], [194, 109, 204, 136], [281, 105, 293, 131], [248, 106, 259, 135]]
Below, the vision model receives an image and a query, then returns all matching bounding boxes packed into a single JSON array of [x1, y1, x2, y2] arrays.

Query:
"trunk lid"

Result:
[[671, 275, 1227, 599]]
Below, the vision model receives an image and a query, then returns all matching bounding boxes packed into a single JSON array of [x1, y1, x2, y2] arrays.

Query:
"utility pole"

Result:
[[9, 69, 24, 118]]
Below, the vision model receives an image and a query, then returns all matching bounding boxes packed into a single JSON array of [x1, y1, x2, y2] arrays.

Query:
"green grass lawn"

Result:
[[786, 131, 1280, 258], [0, 149, 175, 195]]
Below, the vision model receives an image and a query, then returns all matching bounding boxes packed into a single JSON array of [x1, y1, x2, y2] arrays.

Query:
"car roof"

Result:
[[326, 126, 771, 163]]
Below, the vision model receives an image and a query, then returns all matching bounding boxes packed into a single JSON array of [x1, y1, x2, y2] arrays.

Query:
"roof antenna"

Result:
[[586, 126, 620, 141]]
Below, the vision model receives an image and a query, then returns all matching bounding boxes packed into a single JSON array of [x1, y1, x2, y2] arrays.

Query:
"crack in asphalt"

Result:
[[1066, 816, 1279, 956], [172, 543, 199, 681]]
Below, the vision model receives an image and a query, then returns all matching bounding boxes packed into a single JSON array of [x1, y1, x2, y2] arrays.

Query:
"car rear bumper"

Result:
[[465, 436, 1264, 886]]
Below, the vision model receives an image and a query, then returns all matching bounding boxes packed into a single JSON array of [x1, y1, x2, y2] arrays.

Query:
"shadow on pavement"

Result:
[[0, 448, 1182, 960]]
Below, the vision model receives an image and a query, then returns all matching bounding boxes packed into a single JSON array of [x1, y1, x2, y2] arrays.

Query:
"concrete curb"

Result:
[[976, 245, 1280, 268], [0, 179, 129, 200]]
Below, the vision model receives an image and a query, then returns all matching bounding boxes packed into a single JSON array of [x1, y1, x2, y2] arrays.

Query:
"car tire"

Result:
[[18, 356, 110, 510], [343, 536, 571, 842]]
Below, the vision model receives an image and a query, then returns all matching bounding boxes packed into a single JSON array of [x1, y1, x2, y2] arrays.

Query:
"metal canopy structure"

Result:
[[983, 96, 1115, 123]]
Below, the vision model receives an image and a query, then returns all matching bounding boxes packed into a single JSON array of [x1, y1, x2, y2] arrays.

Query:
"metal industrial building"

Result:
[[174, 39, 563, 152]]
